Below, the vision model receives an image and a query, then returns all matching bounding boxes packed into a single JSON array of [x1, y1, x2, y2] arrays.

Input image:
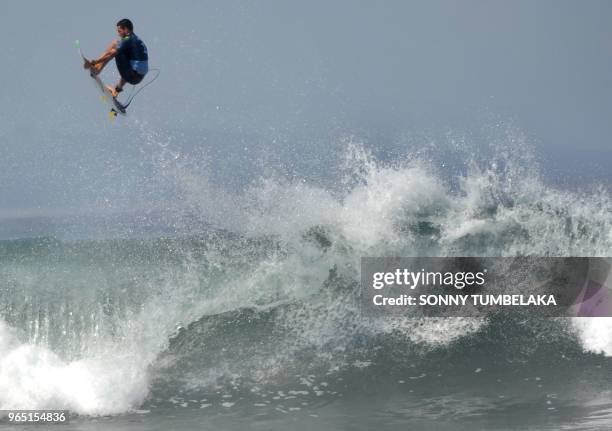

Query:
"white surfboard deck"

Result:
[[76, 40, 126, 116]]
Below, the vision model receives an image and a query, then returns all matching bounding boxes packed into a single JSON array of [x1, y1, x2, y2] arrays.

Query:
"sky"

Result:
[[0, 0, 611, 220]]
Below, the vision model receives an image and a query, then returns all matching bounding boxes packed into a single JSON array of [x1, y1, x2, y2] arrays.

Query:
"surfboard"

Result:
[[75, 40, 126, 117]]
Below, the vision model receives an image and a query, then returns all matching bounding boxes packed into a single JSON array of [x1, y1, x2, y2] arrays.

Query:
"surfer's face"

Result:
[[117, 26, 130, 38]]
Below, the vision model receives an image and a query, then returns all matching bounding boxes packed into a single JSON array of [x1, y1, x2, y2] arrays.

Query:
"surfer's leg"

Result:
[[103, 40, 119, 55], [90, 40, 119, 75], [91, 58, 113, 75]]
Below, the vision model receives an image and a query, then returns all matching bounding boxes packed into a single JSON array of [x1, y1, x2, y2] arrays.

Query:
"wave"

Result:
[[0, 135, 611, 415]]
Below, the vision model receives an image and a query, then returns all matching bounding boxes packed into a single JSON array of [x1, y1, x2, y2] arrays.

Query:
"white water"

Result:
[[0, 136, 611, 415]]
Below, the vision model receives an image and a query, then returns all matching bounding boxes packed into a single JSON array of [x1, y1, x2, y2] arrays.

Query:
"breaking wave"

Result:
[[0, 133, 611, 415]]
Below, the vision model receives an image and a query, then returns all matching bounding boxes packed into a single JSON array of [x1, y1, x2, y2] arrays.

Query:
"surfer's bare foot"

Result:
[[91, 62, 104, 75], [84, 60, 102, 75], [106, 85, 119, 98]]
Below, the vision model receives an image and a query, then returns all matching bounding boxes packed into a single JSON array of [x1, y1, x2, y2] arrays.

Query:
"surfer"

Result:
[[83, 19, 148, 98]]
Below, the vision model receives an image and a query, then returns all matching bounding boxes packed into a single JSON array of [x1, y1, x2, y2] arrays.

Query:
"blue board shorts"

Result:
[[118, 65, 145, 85]]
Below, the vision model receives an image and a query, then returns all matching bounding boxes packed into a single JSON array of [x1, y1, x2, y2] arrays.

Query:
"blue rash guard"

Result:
[[115, 33, 148, 85]]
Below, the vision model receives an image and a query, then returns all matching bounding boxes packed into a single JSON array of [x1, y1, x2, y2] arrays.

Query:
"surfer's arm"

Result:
[[91, 40, 119, 65], [91, 50, 116, 65]]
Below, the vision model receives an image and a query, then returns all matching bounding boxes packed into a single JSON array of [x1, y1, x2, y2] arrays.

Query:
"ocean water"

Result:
[[1, 141, 611, 430]]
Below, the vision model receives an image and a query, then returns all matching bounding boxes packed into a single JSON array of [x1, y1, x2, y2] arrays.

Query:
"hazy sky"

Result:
[[1, 0, 611, 214]]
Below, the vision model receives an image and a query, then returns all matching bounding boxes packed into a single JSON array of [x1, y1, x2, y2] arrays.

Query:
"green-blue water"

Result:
[[1, 144, 611, 430]]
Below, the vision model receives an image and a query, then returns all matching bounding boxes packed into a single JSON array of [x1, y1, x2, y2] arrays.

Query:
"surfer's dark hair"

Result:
[[116, 19, 133, 31]]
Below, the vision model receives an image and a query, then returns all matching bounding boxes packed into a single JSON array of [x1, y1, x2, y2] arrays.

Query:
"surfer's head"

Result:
[[116, 18, 133, 37]]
